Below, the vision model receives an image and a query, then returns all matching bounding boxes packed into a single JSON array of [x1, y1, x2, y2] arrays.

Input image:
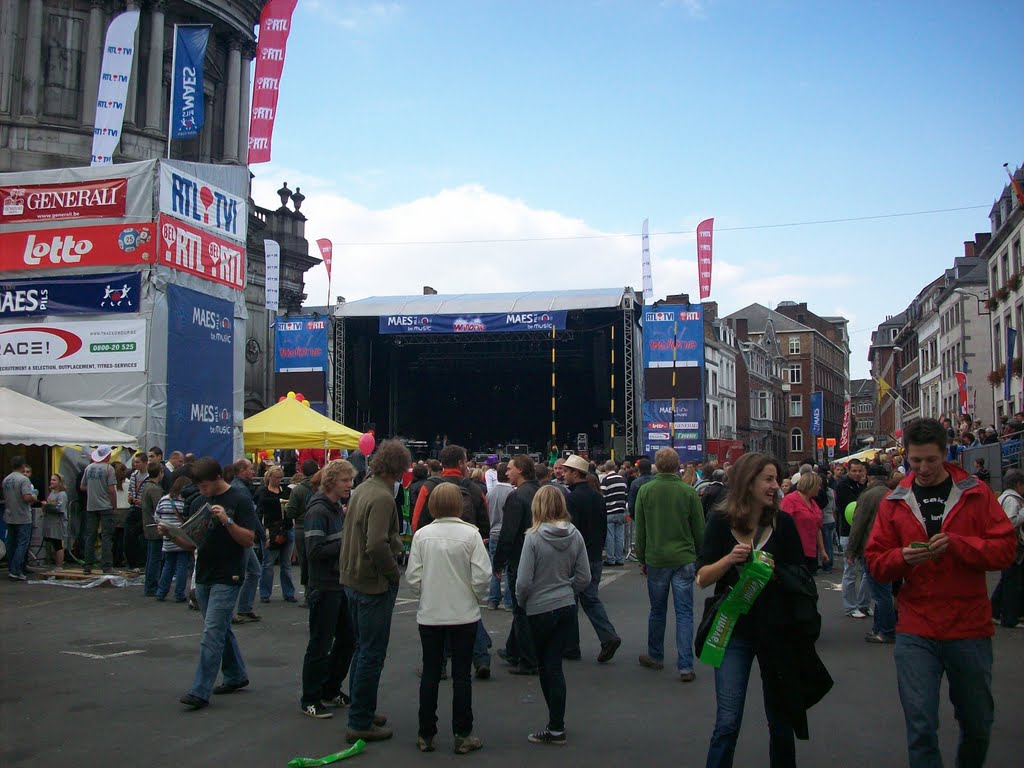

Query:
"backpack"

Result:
[[419, 475, 486, 534]]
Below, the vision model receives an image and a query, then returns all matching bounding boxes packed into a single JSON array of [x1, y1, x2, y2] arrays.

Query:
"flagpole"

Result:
[[166, 24, 178, 159]]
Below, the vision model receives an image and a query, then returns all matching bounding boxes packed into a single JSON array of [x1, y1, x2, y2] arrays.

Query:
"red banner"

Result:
[[247, 0, 298, 164], [1, 179, 127, 224], [954, 371, 969, 415], [317, 238, 333, 283], [158, 215, 245, 290], [697, 217, 714, 300], [840, 397, 851, 451], [0, 222, 154, 272]]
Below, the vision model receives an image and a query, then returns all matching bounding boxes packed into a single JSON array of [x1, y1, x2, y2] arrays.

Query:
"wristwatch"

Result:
[[224, 517, 235, 528]]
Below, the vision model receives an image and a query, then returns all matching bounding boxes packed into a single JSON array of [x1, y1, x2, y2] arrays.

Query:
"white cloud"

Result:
[[301, 0, 402, 32]]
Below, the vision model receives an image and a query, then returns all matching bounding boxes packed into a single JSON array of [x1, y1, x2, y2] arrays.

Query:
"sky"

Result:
[[249, 0, 1024, 380]]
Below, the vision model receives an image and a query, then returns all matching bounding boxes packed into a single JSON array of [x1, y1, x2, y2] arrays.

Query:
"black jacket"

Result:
[[835, 476, 866, 537], [493, 480, 540, 572], [303, 492, 345, 591], [566, 480, 607, 562], [701, 482, 727, 520]]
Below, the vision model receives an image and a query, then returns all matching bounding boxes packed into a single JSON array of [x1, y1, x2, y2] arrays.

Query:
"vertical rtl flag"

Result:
[[168, 25, 211, 142], [697, 218, 714, 300], [839, 397, 852, 451], [316, 239, 333, 284], [809, 391, 823, 436], [90, 9, 140, 166], [248, 0, 298, 164], [641, 219, 653, 302], [954, 371, 969, 415], [264, 240, 280, 313], [1005, 327, 1017, 401]]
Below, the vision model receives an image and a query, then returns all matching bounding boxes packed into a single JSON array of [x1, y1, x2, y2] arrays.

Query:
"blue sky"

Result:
[[250, 0, 1024, 379]]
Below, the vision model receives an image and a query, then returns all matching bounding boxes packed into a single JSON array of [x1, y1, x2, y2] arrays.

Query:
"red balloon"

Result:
[[295, 393, 305, 402], [278, 396, 286, 403], [894, 429, 903, 439], [358, 433, 376, 455]]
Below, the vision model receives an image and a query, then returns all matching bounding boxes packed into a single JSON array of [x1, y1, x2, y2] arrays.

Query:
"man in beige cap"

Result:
[[79, 445, 118, 574]]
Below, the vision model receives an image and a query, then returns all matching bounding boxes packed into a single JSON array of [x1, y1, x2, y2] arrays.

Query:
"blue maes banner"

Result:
[[169, 25, 210, 139], [810, 391, 823, 436], [275, 316, 328, 372], [166, 284, 233, 465], [0, 272, 140, 318], [378, 310, 567, 335]]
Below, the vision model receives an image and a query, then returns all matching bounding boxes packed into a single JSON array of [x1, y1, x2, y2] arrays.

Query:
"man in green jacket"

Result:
[[635, 447, 705, 682]]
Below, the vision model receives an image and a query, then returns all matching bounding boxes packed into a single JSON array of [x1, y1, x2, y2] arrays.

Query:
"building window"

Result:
[[994, 320, 1002, 368], [43, 13, 84, 119], [755, 391, 769, 419], [1002, 251, 1011, 288], [790, 428, 803, 453], [790, 394, 802, 417], [788, 363, 802, 384], [789, 337, 800, 354]]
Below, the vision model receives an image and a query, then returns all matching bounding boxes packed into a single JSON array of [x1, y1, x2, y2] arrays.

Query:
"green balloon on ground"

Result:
[[845, 501, 857, 525]]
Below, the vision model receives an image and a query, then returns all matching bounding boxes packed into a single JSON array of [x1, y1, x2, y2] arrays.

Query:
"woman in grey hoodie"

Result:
[[515, 485, 591, 746]]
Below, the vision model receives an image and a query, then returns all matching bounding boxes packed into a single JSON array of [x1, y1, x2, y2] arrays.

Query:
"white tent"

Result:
[[0, 387, 138, 447]]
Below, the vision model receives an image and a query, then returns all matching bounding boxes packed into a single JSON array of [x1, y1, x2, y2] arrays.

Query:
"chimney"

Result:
[[423, 286, 437, 295], [665, 293, 691, 306], [703, 301, 718, 324], [963, 241, 975, 258], [735, 318, 749, 341]]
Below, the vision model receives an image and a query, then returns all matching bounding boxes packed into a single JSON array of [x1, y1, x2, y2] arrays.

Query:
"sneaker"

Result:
[[848, 609, 868, 619], [638, 655, 664, 670], [528, 729, 566, 746], [373, 713, 388, 727], [302, 703, 333, 719], [321, 692, 351, 708], [260, 598, 270, 604], [417, 735, 435, 753], [7, 573, 27, 581], [487, 601, 499, 610], [188, 597, 200, 611], [865, 632, 895, 644], [679, 671, 697, 682], [863, 607, 874, 617], [346, 724, 393, 744], [500, 603, 512, 612], [454, 734, 483, 754], [284, 596, 298, 603], [179, 693, 208, 710], [474, 665, 491, 680], [497, 649, 519, 666], [597, 637, 621, 663], [213, 680, 249, 695], [230, 615, 248, 625], [239, 611, 261, 622]]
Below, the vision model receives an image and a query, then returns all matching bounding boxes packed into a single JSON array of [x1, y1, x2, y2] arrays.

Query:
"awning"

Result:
[[334, 287, 633, 317], [242, 397, 363, 451], [0, 387, 138, 447]]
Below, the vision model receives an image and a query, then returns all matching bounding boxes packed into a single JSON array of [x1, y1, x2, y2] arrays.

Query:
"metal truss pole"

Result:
[[333, 316, 346, 423], [623, 292, 636, 455]]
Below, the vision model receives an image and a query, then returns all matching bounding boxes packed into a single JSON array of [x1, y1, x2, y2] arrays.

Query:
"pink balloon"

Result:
[[278, 396, 286, 403], [358, 433, 376, 455], [295, 393, 305, 402]]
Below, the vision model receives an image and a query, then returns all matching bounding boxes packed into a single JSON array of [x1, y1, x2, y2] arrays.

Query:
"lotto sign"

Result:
[[0, 179, 127, 224], [159, 165, 246, 243], [158, 215, 245, 290], [0, 319, 146, 375], [0, 223, 154, 272]]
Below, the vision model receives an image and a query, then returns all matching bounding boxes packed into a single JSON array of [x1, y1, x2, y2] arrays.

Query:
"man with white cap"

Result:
[[562, 454, 622, 663], [79, 445, 118, 574]]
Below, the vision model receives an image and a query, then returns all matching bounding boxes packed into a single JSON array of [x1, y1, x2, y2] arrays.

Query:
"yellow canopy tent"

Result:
[[242, 397, 363, 451], [834, 447, 882, 464]]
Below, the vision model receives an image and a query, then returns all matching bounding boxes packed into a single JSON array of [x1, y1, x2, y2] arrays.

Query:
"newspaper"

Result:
[[148, 502, 214, 549]]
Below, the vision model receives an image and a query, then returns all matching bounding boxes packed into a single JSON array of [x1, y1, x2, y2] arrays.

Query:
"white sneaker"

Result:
[[863, 607, 874, 617], [848, 609, 867, 619]]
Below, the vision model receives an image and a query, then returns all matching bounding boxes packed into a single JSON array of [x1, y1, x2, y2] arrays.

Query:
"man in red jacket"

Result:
[[866, 418, 1016, 768]]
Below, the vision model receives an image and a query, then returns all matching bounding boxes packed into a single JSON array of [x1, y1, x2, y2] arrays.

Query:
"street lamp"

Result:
[[953, 287, 991, 316]]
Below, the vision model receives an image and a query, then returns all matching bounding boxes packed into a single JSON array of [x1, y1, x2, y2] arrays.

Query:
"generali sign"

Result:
[[0, 179, 128, 224]]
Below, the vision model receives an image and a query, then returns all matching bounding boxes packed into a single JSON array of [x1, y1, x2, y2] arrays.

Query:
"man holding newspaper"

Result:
[[157, 457, 260, 710]]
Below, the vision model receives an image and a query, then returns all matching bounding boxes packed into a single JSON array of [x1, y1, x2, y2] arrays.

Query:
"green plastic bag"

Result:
[[288, 739, 366, 767], [698, 551, 774, 668]]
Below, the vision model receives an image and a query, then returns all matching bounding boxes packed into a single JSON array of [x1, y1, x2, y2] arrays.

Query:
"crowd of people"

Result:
[[3, 413, 1022, 766]]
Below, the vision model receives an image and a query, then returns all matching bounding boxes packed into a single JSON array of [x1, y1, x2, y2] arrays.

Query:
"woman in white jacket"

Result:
[[406, 483, 491, 755]]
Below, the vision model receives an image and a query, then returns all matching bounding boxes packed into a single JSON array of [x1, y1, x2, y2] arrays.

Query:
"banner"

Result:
[[90, 10, 140, 166], [0, 272, 140, 318], [697, 217, 714, 300], [0, 222, 154, 272], [810, 391, 823, 436], [265, 240, 280, 312], [158, 215, 245, 290], [641, 218, 653, 302], [166, 284, 234, 465], [159, 165, 246, 243], [275, 316, 328, 372], [840, 397, 851, 451], [378, 310, 567, 335], [641, 400, 703, 455], [955, 370, 969, 415], [1006, 327, 1017, 401], [316, 238, 333, 284], [0, 318, 146, 375], [169, 25, 211, 140], [248, 0, 298, 164], [641, 307, 704, 368], [1, 179, 127, 224]]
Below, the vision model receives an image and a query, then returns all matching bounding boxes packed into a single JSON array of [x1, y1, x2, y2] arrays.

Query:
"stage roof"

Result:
[[334, 288, 634, 318]]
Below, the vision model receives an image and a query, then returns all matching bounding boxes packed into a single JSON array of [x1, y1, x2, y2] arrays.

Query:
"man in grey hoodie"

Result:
[[515, 485, 591, 747]]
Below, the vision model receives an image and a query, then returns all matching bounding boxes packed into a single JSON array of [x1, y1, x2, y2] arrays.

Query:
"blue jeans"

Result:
[[706, 634, 795, 768], [863, 560, 895, 638], [840, 536, 870, 613], [646, 562, 696, 673], [144, 539, 163, 595], [236, 544, 262, 614], [157, 550, 193, 601], [259, 532, 296, 600], [568, 559, 618, 653], [190, 583, 248, 701], [605, 512, 626, 564], [821, 522, 836, 573], [346, 584, 398, 730], [473, 617, 492, 667], [894, 634, 994, 768], [5, 522, 32, 577], [487, 536, 511, 608]]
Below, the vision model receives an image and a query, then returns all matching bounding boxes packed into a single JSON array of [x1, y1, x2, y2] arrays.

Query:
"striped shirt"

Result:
[[601, 472, 628, 516], [155, 495, 186, 552]]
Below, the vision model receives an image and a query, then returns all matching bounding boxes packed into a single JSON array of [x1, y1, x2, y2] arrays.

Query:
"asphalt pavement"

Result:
[[1, 565, 1021, 767]]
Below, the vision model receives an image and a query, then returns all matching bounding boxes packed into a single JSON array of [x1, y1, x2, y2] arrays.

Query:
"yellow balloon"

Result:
[[302, 400, 311, 407], [287, 391, 296, 398]]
